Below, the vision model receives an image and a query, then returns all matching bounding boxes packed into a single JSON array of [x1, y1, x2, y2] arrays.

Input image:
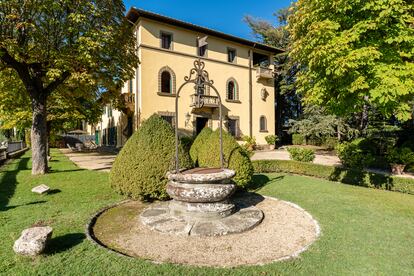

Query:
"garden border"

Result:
[[253, 159, 414, 195]]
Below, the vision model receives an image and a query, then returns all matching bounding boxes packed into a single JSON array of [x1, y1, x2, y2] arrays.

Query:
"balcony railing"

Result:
[[123, 93, 135, 104], [190, 94, 219, 108], [256, 67, 274, 79], [122, 93, 135, 112]]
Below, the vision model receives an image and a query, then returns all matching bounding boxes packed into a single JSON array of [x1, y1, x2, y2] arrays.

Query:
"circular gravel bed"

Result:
[[89, 193, 320, 267]]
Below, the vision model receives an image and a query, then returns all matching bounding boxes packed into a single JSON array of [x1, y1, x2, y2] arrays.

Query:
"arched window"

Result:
[[226, 78, 238, 101], [158, 66, 176, 94], [260, 116, 267, 132], [161, 71, 172, 93]]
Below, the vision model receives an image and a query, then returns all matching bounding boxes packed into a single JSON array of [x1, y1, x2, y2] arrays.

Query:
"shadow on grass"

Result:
[[1, 200, 47, 211], [0, 157, 30, 211], [247, 174, 285, 192], [329, 166, 393, 190], [47, 189, 62, 195], [48, 168, 85, 174], [46, 233, 86, 254]]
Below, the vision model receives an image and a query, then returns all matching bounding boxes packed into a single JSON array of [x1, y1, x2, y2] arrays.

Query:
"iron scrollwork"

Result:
[[174, 59, 224, 173]]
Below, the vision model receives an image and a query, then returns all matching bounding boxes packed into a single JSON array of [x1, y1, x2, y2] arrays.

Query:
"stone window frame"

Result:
[[158, 66, 176, 96], [196, 38, 208, 58], [158, 111, 176, 127], [259, 115, 268, 132], [128, 79, 133, 93], [226, 115, 241, 139], [160, 31, 174, 50], [226, 78, 240, 102], [227, 47, 237, 64]]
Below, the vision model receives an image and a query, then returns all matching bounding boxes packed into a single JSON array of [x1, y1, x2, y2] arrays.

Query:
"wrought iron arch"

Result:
[[175, 59, 224, 173]]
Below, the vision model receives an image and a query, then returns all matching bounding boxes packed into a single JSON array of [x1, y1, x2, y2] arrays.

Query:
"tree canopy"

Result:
[[288, 0, 414, 121], [0, 0, 138, 174], [0, 69, 103, 132], [289, 105, 359, 141]]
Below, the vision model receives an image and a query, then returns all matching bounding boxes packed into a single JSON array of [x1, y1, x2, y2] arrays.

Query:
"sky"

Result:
[[123, 0, 293, 41]]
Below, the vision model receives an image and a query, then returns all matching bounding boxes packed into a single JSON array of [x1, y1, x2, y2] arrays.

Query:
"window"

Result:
[[226, 78, 238, 101], [161, 115, 174, 126], [128, 80, 133, 93], [253, 52, 270, 67], [159, 112, 176, 127], [260, 116, 267, 132], [107, 105, 113, 117], [228, 118, 239, 138], [161, 32, 173, 50], [227, 48, 236, 63], [198, 45, 207, 57], [161, 71, 172, 94], [158, 66, 176, 95]]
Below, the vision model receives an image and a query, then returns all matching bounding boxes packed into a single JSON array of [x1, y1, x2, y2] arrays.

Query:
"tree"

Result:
[[288, 0, 414, 122], [289, 105, 359, 141], [0, 1, 138, 174], [245, 8, 302, 140], [0, 69, 104, 137]]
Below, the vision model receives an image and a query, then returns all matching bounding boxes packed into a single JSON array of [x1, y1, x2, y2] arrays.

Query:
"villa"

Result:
[[92, 8, 283, 147]]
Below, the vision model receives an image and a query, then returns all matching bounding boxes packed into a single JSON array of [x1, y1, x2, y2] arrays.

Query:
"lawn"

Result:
[[1, 149, 414, 275]]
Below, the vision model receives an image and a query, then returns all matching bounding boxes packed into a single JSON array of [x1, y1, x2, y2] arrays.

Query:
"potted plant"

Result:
[[265, 135, 279, 150], [242, 135, 257, 152], [386, 147, 414, 175]]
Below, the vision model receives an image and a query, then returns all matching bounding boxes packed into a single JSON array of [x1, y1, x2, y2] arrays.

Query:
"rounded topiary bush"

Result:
[[191, 128, 254, 188], [189, 127, 213, 166], [110, 114, 193, 201]]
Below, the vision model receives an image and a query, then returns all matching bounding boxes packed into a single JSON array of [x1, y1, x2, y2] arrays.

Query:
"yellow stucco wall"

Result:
[[99, 17, 276, 146]]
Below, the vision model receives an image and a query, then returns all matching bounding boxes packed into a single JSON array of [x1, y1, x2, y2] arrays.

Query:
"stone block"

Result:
[[31, 185, 50, 195], [13, 226, 53, 256]]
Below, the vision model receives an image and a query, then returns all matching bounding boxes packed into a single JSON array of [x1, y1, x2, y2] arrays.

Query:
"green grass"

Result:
[[1, 150, 414, 275]]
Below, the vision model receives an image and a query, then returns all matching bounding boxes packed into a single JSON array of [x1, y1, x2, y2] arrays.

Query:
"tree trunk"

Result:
[[359, 96, 370, 132], [31, 94, 48, 175]]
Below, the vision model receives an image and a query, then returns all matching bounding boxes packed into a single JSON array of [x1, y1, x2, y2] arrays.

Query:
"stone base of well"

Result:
[[140, 199, 263, 236], [141, 168, 264, 236]]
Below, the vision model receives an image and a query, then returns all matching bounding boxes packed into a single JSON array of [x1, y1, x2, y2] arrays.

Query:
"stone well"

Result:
[[140, 168, 264, 236]]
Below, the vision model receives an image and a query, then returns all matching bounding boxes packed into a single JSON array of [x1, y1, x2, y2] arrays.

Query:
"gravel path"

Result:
[[91, 195, 320, 267], [252, 149, 342, 166], [59, 149, 116, 172]]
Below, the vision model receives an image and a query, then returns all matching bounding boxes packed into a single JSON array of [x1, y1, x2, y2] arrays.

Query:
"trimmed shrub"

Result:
[[110, 114, 193, 201], [292, 134, 305, 145], [324, 137, 338, 150], [252, 159, 414, 195], [191, 128, 254, 188], [336, 139, 375, 168], [189, 128, 213, 166], [386, 147, 414, 165], [180, 135, 195, 152], [287, 147, 315, 163]]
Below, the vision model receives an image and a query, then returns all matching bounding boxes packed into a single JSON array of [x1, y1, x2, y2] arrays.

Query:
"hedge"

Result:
[[252, 159, 414, 195], [190, 128, 254, 188], [287, 147, 315, 163], [189, 127, 213, 166], [110, 114, 193, 201]]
